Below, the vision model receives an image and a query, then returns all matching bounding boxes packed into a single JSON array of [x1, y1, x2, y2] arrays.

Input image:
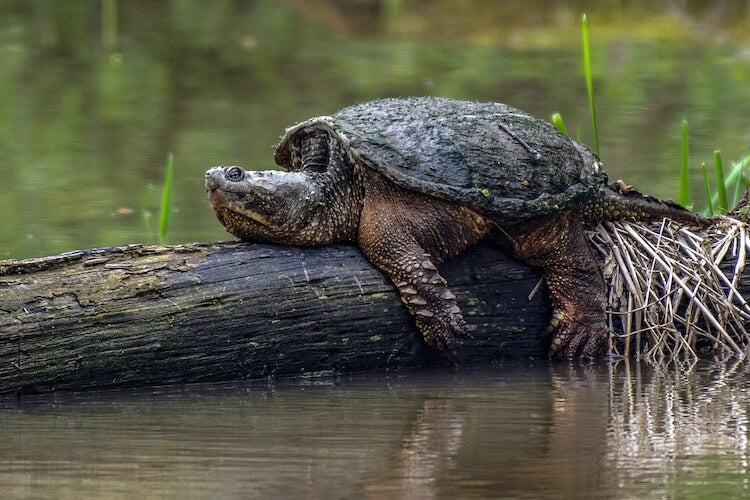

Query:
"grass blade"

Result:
[[714, 150, 728, 214], [678, 119, 692, 209], [581, 14, 600, 157], [741, 154, 750, 190], [708, 154, 750, 210], [551, 112, 569, 135], [159, 153, 174, 245], [701, 162, 714, 216], [730, 155, 750, 207], [731, 163, 744, 208]]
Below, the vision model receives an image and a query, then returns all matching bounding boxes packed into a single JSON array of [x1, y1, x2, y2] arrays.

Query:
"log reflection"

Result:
[[363, 361, 750, 497]]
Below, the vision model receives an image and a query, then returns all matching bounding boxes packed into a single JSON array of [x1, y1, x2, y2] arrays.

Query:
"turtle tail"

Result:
[[577, 182, 709, 226]]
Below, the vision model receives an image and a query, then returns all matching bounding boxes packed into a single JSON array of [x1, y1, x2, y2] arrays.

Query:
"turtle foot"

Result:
[[416, 305, 467, 352], [547, 318, 609, 359]]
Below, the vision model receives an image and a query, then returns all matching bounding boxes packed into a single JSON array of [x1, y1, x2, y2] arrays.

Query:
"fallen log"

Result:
[[4, 216, 750, 397], [0, 242, 550, 395]]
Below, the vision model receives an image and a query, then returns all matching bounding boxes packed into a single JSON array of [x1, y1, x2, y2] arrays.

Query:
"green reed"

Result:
[[700, 162, 714, 216], [581, 14, 600, 158], [551, 112, 569, 136], [678, 120, 692, 209], [699, 151, 749, 215], [714, 150, 729, 214], [675, 119, 749, 215], [731, 158, 746, 207], [568, 13, 749, 215]]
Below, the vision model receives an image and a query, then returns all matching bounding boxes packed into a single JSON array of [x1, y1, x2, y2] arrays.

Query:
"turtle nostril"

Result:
[[225, 166, 244, 182]]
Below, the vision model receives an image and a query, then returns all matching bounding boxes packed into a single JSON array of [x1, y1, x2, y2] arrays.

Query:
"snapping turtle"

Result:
[[205, 97, 704, 358]]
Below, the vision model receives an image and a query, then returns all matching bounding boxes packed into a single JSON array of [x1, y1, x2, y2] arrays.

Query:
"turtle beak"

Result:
[[206, 166, 251, 209], [205, 166, 231, 207], [205, 166, 288, 226], [205, 166, 224, 192], [205, 165, 247, 191]]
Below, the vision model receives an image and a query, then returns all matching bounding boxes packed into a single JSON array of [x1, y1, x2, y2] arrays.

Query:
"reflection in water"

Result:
[[365, 398, 466, 498], [0, 362, 749, 497], [1, 2, 747, 495], [607, 360, 750, 496]]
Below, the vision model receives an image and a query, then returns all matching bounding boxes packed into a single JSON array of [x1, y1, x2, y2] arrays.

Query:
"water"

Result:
[[1, 1, 749, 259], [0, 361, 748, 498], [2, 2, 750, 497]]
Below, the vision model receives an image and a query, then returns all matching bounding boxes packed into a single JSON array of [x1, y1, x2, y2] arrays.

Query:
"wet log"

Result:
[[0, 242, 550, 395]]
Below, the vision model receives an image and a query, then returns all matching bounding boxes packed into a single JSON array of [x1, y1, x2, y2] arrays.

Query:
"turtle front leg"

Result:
[[357, 170, 492, 351], [360, 237, 466, 351], [392, 250, 467, 351]]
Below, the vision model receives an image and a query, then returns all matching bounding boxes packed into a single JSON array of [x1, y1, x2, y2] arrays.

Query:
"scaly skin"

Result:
[[357, 170, 491, 351], [579, 184, 706, 226], [206, 126, 708, 359], [494, 214, 610, 358]]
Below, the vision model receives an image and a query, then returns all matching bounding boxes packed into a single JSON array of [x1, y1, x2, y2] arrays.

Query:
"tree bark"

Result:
[[0, 242, 551, 395]]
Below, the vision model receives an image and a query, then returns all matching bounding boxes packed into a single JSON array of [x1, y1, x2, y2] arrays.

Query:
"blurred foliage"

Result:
[[0, 0, 749, 258]]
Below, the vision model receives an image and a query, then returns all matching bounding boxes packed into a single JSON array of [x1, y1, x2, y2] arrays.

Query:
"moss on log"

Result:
[[0, 243, 550, 395]]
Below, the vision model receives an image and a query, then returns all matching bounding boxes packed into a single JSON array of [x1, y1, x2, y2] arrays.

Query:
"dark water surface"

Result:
[[1, 1, 749, 258], [1, 361, 749, 498]]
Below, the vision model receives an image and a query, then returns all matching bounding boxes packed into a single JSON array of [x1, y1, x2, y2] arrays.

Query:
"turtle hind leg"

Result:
[[495, 212, 610, 359]]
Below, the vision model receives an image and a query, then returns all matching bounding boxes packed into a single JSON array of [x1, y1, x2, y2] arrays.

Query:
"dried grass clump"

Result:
[[588, 217, 750, 362]]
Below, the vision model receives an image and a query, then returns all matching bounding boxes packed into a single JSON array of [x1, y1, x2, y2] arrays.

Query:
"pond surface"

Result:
[[2, 2, 750, 497], [1, 361, 748, 498], [1, 1, 749, 259]]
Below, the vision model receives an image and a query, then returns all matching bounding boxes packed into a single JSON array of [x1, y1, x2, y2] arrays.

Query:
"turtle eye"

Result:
[[225, 166, 244, 182]]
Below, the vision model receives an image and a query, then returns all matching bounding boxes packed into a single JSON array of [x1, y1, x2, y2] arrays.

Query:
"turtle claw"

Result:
[[548, 321, 608, 359], [417, 308, 467, 352]]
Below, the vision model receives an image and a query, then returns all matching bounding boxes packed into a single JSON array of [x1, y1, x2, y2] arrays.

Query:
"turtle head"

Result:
[[206, 125, 364, 245]]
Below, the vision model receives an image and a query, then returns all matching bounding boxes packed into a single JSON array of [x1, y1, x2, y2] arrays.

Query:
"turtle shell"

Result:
[[274, 97, 607, 219]]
